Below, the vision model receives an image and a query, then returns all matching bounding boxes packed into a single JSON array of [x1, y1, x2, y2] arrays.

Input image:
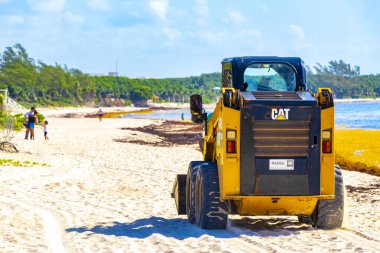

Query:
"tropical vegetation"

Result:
[[1, 44, 380, 107]]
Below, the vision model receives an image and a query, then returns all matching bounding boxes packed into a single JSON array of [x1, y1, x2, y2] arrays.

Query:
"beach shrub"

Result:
[[0, 94, 4, 113], [12, 114, 25, 130], [124, 99, 133, 106], [0, 158, 49, 167], [0, 115, 17, 144], [0, 113, 30, 131], [36, 113, 45, 123]]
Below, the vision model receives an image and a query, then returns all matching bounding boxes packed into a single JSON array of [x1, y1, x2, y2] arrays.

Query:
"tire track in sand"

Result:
[[38, 209, 65, 253], [340, 227, 380, 243], [0, 196, 65, 253], [333, 228, 380, 250]]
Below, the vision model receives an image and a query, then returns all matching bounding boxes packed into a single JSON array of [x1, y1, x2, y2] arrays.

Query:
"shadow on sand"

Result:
[[66, 216, 312, 239]]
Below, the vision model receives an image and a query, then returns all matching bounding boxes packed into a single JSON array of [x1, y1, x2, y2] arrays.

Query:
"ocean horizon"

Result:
[[124, 100, 380, 130]]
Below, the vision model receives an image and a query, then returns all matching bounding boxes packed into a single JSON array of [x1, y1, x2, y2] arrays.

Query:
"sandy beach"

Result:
[[0, 110, 379, 252]]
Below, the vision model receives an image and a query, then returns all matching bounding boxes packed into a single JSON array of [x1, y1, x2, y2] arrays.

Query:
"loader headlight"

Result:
[[322, 130, 331, 139], [227, 130, 236, 139], [226, 130, 237, 153]]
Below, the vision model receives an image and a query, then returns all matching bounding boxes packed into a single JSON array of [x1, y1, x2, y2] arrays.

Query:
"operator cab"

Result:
[[222, 56, 307, 92], [221, 57, 316, 107], [191, 57, 312, 122]]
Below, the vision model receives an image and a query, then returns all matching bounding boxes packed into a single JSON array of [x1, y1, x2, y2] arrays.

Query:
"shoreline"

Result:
[[334, 98, 379, 103], [7, 97, 380, 116], [18, 97, 379, 117], [37, 104, 187, 118]]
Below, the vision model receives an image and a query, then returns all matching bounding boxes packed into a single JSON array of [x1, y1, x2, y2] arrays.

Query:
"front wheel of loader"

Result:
[[311, 165, 344, 229], [186, 161, 203, 224], [194, 162, 227, 229]]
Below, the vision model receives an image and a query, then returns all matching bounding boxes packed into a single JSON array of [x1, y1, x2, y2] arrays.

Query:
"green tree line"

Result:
[[1, 44, 379, 107], [306, 60, 380, 98]]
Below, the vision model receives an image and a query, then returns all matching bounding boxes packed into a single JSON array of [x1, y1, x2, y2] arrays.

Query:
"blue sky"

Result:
[[0, 0, 379, 77]]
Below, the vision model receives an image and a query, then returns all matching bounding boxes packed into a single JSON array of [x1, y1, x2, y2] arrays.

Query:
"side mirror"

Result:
[[190, 94, 204, 123]]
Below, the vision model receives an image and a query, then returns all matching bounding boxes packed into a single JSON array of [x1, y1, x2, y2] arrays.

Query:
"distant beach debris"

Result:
[[114, 121, 202, 146], [99, 94, 125, 107], [133, 100, 148, 107]]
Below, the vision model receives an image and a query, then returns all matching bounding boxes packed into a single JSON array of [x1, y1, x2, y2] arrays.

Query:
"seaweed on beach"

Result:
[[345, 183, 380, 203], [345, 183, 380, 194], [114, 120, 202, 146], [335, 129, 380, 176]]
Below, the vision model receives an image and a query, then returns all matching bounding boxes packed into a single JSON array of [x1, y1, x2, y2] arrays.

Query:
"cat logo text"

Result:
[[271, 108, 290, 120]]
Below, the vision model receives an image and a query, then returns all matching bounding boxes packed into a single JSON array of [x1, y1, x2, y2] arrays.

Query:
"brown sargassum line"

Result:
[[114, 121, 202, 146]]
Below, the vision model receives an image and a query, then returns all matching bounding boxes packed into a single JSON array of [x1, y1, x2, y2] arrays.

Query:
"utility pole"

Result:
[[115, 59, 120, 97], [116, 59, 118, 76]]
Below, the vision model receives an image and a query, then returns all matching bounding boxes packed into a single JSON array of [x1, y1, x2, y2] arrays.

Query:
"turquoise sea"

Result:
[[335, 101, 380, 129], [123, 101, 380, 130]]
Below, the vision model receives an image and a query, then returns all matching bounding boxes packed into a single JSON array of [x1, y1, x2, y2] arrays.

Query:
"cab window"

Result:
[[222, 62, 233, 88], [244, 63, 296, 91]]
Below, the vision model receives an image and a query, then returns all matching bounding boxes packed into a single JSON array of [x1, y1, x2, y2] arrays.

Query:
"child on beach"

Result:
[[43, 121, 49, 140]]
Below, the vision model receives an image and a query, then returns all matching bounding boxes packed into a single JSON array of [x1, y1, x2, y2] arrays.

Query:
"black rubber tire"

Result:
[[199, 138, 204, 153], [311, 165, 344, 229], [298, 215, 312, 224], [186, 161, 203, 224], [194, 162, 228, 229]]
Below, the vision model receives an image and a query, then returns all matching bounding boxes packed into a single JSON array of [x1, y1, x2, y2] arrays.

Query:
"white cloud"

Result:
[[288, 24, 305, 40], [64, 11, 85, 25], [259, 4, 269, 13], [27, 0, 65, 13], [162, 26, 181, 41], [232, 29, 263, 52], [287, 24, 312, 52], [149, 0, 169, 21], [197, 30, 224, 45], [195, 0, 208, 16], [6, 16, 25, 25], [196, 18, 205, 26], [241, 29, 262, 42], [228, 10, 248, 25], [195, 27, 263, 55], [87, 0, 110, 11]]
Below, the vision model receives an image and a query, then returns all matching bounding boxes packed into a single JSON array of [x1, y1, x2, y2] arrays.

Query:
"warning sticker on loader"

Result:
[[269, 159, 294, 170]]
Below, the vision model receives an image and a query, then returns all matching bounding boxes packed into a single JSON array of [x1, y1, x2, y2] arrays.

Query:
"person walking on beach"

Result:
[[97, 108, 104, 122], [43, 120, 49, 140], [24, 107, 35, 140], [28, 111, 38, 140]]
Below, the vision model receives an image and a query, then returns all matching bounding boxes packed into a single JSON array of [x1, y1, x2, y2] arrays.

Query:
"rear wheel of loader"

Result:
[[194, 163, 227, 229], [186, 161, 203, 224], [297, 215, 312, 224], [311, 165, 344, 229]]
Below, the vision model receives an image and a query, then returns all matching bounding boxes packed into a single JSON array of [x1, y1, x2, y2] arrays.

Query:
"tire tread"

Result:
[[312, 165, 344, 229], [195, 163, 228, 229]]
